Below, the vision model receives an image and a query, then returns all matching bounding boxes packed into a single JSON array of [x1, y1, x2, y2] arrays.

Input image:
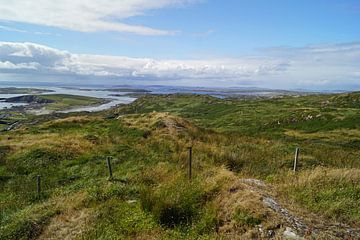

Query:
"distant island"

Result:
[[0, 87, 54, 94]]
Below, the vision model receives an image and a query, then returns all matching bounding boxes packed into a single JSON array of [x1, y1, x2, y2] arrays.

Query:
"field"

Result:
[[0, 92, 359, 239], [38, 94, 105, 111]]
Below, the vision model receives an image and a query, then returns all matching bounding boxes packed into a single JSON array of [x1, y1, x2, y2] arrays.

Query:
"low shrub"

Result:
[[140, 178, 206, 227]]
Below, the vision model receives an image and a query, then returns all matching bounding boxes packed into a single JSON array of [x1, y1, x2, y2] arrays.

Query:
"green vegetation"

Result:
[[233, 208, 263, 227], [37, 94, 105, 111], [117, 93, 360, 135], [0, 92, 359, 239]]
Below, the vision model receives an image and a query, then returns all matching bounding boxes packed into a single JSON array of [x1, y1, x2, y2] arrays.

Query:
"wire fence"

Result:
[[1, 147, 303, 201]]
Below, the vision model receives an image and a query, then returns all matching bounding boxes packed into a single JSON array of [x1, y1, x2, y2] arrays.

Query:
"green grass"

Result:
[[0, 92, 359, 239], [39, 94, 104, 111], [117, 93, 360, 136], [233, 208, 263, 227], [140, 177, 209, 227], [279, 168, 360, 225]]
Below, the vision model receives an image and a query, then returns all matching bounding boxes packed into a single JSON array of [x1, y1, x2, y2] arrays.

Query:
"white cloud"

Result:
[[0, 25, 28, 34], [0, 41, 360, 89], [258, 42, 360, 89], [0, 0, 198, 35], [0, 42, 286, 80], [0, 61, 39, 70], [0, 25, 58, 36]]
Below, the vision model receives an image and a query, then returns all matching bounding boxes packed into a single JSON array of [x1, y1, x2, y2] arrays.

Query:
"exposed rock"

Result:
[[305, 115, 313, 120], [241, 178, 360, 239], [283, 227, 304, 239], [240, 178, 267, 187], [3, 121, 20, 131], [263, 197, 308, 235], [0, 113, 11, 119]]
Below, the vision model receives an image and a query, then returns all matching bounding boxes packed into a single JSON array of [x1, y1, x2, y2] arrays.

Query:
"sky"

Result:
[[0, 0, 360, 90]]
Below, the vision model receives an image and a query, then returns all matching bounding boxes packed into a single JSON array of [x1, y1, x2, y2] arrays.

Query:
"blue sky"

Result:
[[0, 0, 360, 90]]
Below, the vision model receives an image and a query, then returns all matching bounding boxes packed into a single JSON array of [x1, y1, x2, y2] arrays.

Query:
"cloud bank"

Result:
[[0, 0, 198, 35], [0, 41, 360, 90]]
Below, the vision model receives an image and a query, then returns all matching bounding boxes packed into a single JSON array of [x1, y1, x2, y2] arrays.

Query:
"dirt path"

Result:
[[239, 178, 360, 239], [38, 209, 92, 240]]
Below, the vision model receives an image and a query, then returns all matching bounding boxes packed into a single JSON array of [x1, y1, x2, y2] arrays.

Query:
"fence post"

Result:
[[106, 156, 113, 179], [188, 147, 192, 181], [36, 175, 41, 198], [293, 147, 300, 172]]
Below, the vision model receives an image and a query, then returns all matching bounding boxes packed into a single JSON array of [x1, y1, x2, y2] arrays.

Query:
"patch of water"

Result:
[[0, 101, 28, 109], [0, 86, 137, 112], [60, 97, 135, 113]]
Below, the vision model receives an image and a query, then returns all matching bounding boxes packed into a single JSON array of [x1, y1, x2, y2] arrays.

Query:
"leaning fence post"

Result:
[[36, 175, 41, 198], [188, 147, 192, 181], [106, 156, 113, 179], [293, 147, 300, 172]]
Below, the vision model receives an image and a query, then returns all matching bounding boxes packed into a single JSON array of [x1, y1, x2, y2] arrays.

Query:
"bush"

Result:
[[140, 178, 206, 227], [195, 203, 219, 234]]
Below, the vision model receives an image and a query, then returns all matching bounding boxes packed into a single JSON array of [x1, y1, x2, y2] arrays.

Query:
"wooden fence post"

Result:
[[106, 157, 113, 179], [188, 147, 192, 180], [293, 147, 300, 172], [37, 175, 41, 197]]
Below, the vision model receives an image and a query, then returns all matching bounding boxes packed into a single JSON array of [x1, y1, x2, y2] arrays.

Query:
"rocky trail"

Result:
[[239, 178, 360, 239]]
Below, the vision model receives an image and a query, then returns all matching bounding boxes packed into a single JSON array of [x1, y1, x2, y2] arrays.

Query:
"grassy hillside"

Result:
[[36, 94, 105, 111], [117, 93, 360, 134], [328, 91, 360, 108], [0, 93, 359, 239]]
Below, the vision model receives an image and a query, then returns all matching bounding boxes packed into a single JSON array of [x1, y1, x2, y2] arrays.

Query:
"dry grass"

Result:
[[295, 167, 360, 185], [38, 209, 92, 240], [48, 116, 101, 124], [36, 191, 93, 240], [1, 95, 359, 239], [0, 133, 95, 156], [278, 167, 360, 227], [284, 129, 360, 142], [121, 112, 198, 134]]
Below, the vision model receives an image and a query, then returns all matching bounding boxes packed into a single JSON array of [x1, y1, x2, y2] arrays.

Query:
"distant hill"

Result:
[[5, 95, 55, 104], [329, 91, 360, 108], [0, 87, 53, 94]]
